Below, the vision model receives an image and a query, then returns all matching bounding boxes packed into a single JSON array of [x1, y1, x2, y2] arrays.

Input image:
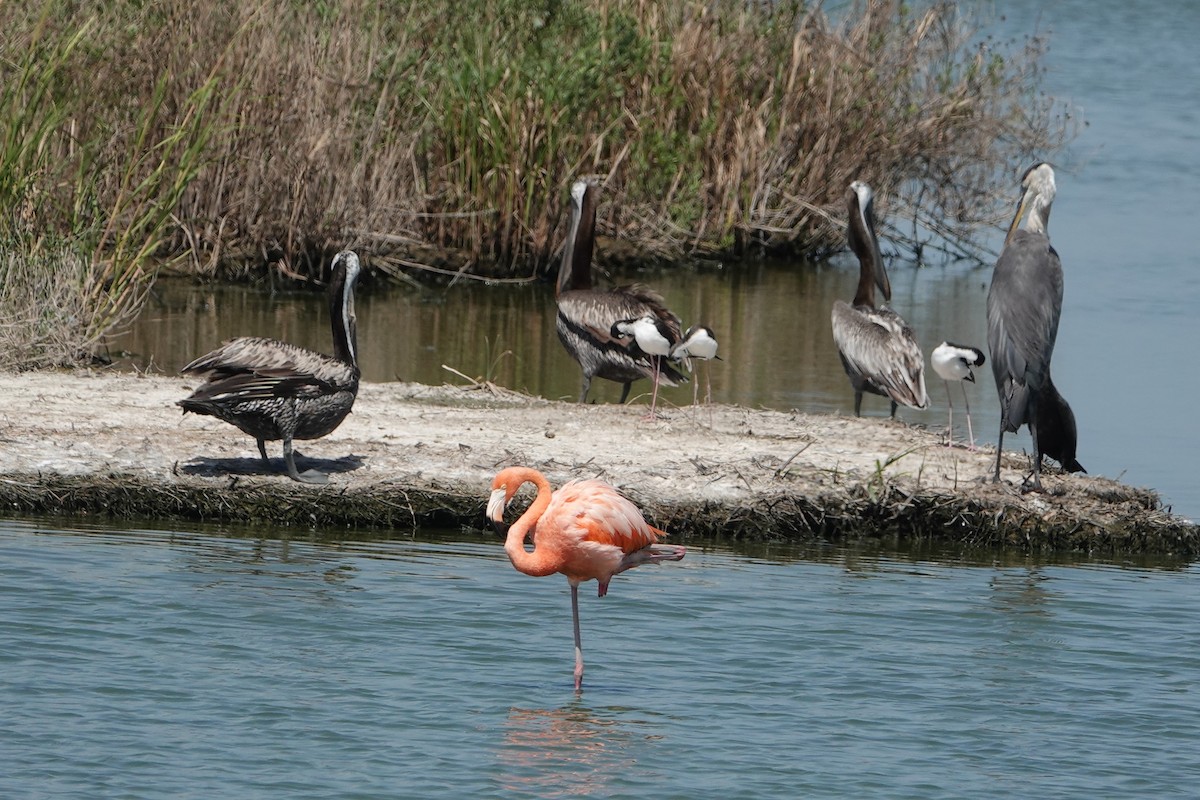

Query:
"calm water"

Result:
[[3, 517, 1199, 799], [113, 0, 1200, 522], [7, 3, 1199, 797]]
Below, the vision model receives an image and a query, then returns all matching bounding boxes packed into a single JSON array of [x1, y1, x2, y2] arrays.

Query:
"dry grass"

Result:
[[2, 0, 1073, 289], [0, 246, 91, 368]]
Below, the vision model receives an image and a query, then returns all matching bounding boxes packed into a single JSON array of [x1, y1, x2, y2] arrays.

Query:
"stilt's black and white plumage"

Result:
[[671, 325, 721, 413], [830, 181, 928, 418], [611, 315, 675, 419], [930, 341, 985, 449], [178, 250, 362, 484], [986, 163, 1080, 490], [554, 179, 685, 403]]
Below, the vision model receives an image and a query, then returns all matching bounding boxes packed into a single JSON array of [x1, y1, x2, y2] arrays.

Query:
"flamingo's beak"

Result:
[[487, 487, 509, 536]]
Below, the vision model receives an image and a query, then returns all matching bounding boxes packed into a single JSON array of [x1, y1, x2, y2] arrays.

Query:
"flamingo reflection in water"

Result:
[[498, 705, 649, 796]]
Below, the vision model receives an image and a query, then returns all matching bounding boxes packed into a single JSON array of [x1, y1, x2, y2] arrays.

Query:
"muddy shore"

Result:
[[0, 370, 1194, 553]]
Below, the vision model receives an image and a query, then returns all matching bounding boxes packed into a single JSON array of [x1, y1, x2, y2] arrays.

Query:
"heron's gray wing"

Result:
[[987, 232, 1064, 426]]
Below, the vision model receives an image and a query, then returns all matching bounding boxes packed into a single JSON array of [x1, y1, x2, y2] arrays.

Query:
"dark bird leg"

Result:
[[1023, 402, 1044, 493], [256, 438, 270, 465], [889, 399, 898, 419], [283, 437, 329, 485], [578, 374, 593, 404], [992, 426, 1005, 483], [618, 381, 632, 404], [854, 391, 863, 417]]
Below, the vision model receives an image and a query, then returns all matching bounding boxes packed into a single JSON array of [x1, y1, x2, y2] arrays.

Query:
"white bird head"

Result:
[[672, 325, 720, 362]]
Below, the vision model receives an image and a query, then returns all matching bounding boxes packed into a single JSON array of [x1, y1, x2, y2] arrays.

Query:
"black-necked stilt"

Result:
[[671, 325, 720, 420], [930, 341, 985, 449], [611, 315, 677, 419]]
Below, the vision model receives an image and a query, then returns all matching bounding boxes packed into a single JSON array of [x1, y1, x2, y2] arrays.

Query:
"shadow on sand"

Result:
[[178, 452, 366, 479]]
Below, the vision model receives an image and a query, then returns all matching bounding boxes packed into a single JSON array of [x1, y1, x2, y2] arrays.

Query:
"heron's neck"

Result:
[[1025, 198, 1052, 236]]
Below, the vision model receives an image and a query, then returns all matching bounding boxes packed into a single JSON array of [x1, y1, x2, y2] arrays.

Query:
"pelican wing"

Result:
[[556, 286, 687, 387], [557, 286, 682, 347], [832, 302, 929, 409], [181, 337, 346, 401], [556, 292, 640, 351]]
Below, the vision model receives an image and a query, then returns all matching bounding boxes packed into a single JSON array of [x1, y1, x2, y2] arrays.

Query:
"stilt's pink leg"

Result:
[[944, 381, 955, 448], [963, 384, 977, 451]]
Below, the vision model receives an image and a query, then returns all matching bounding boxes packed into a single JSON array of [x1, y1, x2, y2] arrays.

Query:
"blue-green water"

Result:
[[2, 518, 1199, 798]]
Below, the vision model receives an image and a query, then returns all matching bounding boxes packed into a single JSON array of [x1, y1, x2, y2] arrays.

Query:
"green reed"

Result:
[[2, 0, 1072, 338], [0, 3, 225, 368]]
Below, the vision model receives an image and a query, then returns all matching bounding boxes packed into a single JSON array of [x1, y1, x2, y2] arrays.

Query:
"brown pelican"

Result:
[[555, 179, 685, 403], [671, 325, 721, 410], [930, 341, 985, 449], [830, 181, 929, 417], [1034, 374, 1085, 475], [986, 163, 1078, 490], [178, 250, 362, 484]]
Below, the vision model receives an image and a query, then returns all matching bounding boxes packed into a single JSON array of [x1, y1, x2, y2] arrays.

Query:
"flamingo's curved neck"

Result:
[[504, 470, 560, 578]]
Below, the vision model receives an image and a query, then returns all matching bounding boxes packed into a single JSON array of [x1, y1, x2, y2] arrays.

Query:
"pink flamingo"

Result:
[[487, 466, 686, 691]]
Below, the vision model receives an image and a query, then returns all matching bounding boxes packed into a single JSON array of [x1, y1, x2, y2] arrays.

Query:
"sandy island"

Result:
[[0, 370, 1193, 553]]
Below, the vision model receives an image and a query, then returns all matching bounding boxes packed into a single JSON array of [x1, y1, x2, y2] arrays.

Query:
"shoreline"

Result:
[[0, 370, 1194, 553]]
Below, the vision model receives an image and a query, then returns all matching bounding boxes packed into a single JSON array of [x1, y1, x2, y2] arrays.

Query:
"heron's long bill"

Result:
[[1004, 190, 1032, 246]]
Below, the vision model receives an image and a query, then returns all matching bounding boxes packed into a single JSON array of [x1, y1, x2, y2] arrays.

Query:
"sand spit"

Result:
[[0, 370, 1193, 554]]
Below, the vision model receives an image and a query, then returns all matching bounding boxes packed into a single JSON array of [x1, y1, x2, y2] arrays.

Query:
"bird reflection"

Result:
[[496, 704, 658, 797], [988, 567, 1053, 619]]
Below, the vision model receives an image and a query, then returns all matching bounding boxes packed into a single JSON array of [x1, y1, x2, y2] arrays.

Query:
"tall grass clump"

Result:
[[0, 5, 223, 369], [3, 0, 1073, 293]]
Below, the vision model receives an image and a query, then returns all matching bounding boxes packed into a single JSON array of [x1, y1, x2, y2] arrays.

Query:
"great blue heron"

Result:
[[986, 162, 1080, 489], [179, 250, 362, 484], [831, 181, 929, 417], [930, 341, 985, 449], [554, 179, 685, 403]]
